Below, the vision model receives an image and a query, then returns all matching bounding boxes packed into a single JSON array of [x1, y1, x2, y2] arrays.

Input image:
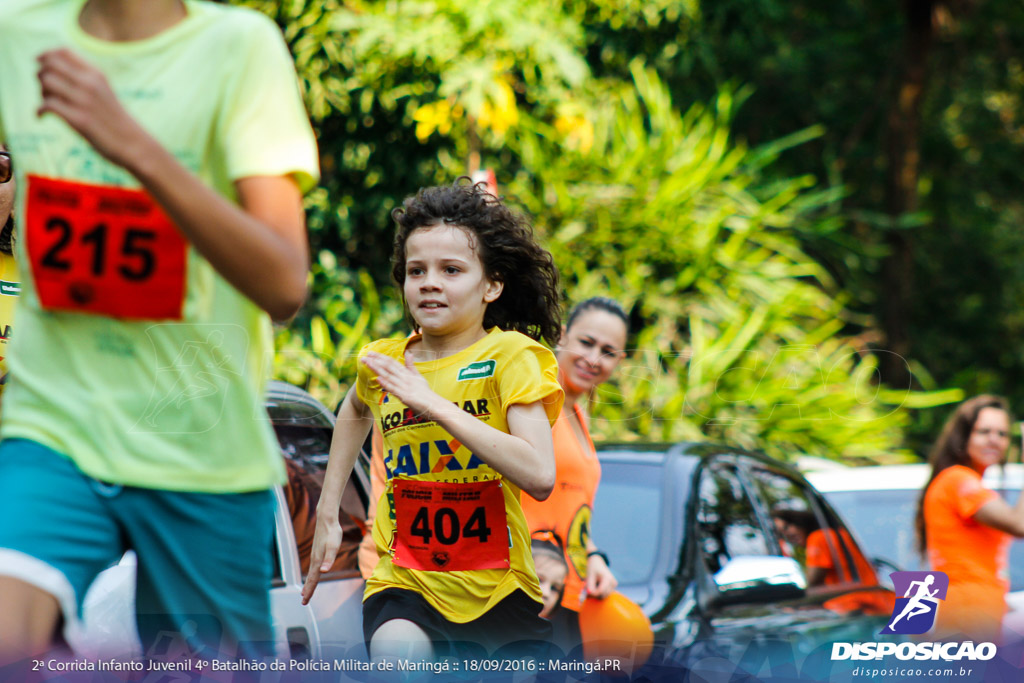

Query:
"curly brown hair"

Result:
[[390, 179, 561, 344], [914, 394, 1012, 556]]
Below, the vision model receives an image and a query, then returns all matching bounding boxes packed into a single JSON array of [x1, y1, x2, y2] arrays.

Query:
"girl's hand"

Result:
[[36, 49, 152, 169], [301, 515, 344, 605], [361, 352, 444, 418], [585, 554, 618, 599]]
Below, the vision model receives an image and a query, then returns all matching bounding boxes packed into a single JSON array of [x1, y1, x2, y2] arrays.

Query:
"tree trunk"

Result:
[[880, 0, 934, 387]]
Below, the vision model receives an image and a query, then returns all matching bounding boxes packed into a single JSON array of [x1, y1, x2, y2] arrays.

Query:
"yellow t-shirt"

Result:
[[0, 251, 19, 385], [0, 0, 319, 491], [358, 328, 564, 622]]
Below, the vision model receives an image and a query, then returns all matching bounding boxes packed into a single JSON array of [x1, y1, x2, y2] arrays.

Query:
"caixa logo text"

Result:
[[831, 642, 996, 662]]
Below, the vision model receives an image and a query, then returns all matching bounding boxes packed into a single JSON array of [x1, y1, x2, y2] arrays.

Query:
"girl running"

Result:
[[302, 181, 564, 662]]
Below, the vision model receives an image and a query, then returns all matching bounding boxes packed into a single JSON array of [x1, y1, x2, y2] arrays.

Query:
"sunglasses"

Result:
[[0, 152, 10, 184]]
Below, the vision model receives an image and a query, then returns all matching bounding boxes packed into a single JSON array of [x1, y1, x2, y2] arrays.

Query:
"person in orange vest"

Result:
[[521, 297, 628, 654]]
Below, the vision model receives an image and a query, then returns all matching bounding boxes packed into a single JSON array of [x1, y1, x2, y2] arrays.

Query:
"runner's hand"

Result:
[[361, 352, 444, 419], [36, 49, 151, 169], [302, 515, 344, 604], [585, 554, 618, 599]]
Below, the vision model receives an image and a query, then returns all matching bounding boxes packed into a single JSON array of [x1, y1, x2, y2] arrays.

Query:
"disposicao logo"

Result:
[[831, 570, 997, 664], [881, 570, 949, 635]]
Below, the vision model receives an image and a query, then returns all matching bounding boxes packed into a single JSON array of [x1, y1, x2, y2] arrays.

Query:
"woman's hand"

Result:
[[361, 352, 445, 419], [301, 515, 344, 605], [585, 554, 618, 599], [37, 49, 153, 170]]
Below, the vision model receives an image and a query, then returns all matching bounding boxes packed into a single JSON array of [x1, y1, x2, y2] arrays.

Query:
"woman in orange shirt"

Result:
[[915, 395, 1024, 641], [521, 297, 628, 654]]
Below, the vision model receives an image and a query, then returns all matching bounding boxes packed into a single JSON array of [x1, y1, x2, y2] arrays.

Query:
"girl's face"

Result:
[[557, 309, 627, 395], [966, 407, 1010, 472], [534, 552, 567, 619], [403, 225, 502, 338], [0, 147, 13, 227]]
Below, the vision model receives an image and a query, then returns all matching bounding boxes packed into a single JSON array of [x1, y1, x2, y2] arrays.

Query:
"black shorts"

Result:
[[363, 587, 553, 659], [546, 605, 584, 661]]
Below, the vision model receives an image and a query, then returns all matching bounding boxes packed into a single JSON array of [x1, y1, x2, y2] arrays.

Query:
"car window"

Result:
[[824, 487, 1024, 592], [591, 460, 665, 585], [750, 466, 873, 588], [822, 489, 921, 574], [696, 464, 770, 575], [265, 395, 334, 427]]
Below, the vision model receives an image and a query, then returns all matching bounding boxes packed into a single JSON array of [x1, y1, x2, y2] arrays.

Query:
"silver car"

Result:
[[71, 381, 370, 660]]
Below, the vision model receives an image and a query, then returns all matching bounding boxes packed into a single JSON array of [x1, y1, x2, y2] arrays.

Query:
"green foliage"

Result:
[[232, 0, 965, 462], [273, 254, 405, 410], [507, 65, 957, 462]]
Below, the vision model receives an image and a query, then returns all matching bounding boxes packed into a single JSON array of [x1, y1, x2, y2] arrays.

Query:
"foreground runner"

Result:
[[302, 181, 563, 662], [0, 0, 317, 662]]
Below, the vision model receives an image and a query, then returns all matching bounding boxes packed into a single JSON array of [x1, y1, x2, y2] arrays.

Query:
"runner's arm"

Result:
[[584, 540, 618, 599], [973, 493, 1024, 537], [36, 48, 308, 321], [302, 388, 373, 604]]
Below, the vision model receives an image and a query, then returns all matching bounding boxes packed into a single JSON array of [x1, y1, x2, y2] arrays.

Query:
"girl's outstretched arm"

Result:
[[302, 388, 373, 604], [361, 352, 556, 499]]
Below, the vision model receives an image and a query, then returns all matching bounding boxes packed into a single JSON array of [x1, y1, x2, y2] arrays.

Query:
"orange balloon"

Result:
[[578, 592, 654, 675]]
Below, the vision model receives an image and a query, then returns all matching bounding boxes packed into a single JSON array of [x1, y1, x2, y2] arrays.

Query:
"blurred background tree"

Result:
[[228, 0, 1024, 462]]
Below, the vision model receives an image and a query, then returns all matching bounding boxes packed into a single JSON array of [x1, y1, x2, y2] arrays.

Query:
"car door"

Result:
[[268, 392, 369, 661], [690, 456, 883, 662], [743, 462, 893, 633]]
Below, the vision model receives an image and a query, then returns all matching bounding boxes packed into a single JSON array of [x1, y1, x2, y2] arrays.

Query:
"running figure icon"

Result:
[[882, 571, 949, 635], [888, 574, 938, 630]]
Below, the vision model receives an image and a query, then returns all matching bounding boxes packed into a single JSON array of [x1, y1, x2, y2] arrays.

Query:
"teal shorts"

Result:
[[0, 438, 275, 659]]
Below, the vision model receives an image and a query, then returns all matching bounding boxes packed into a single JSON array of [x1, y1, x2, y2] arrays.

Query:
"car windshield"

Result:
[[592, 460, 665, 586], [824, 488, 1024, 591]]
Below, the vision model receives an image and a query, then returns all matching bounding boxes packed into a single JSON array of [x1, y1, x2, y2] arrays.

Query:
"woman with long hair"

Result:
[[915, 394, 1024, 640], [521, 296, 628, 655]]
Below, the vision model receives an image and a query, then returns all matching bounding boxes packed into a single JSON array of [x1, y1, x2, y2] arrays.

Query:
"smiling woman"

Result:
[[915, 395, 1024, 641], [521, 296, 629, 655]]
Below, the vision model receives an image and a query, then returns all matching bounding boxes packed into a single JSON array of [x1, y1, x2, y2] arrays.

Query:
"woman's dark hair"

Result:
[[530, 538, 566, 562], [914, 394, 1012, 556], [565, 296, 629, 333], [391, 179, 561, 344], [0, 146, 12, 256], [772, 507, 820, 541], [0, 216, 12, 256]]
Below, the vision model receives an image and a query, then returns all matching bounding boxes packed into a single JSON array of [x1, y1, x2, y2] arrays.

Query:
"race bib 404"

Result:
[[392, 478, 510, 572], [26, 175, 187, 320]]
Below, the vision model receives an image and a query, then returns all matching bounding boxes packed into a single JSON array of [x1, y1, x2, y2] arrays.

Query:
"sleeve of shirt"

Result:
[[355, 342, 382, 407], [804, 530, 834, 570], [497, 338, 564, 425], [947, 468, 998, 520], [214, 10, 319, 192]]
